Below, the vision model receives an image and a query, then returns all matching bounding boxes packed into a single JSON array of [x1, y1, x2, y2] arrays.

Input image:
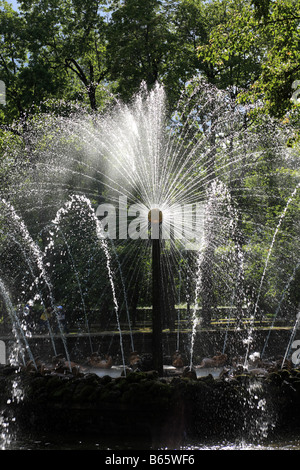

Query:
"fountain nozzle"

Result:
[[148, 208, 163, 224]]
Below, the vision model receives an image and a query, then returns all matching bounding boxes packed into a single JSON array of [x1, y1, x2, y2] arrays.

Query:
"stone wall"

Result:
[[1, 365, 300, 444]]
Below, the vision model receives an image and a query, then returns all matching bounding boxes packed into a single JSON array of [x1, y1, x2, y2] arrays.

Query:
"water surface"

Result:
[[3, 430, 300, 451]]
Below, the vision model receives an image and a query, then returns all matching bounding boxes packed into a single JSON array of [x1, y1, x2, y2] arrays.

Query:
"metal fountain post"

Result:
[[149, 209, 164, 376]]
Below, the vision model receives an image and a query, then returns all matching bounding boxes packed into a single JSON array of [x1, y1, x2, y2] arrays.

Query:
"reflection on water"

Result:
[[2, 432, 152, 451], [2, 430, 300, 450], [85, 366, 125, 378], [183, 438, 300, 451]]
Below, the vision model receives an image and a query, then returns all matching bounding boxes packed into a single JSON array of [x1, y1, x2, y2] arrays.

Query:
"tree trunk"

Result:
[[88, 84, 97, 111]]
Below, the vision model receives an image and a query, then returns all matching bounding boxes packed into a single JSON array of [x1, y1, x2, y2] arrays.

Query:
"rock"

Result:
[[0, 365, 18, 376], [100, 375, 112, 385], [182, 367, 197, 380], [197, 353, 228, 368]]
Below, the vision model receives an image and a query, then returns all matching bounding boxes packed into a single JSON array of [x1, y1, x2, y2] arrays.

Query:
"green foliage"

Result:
[[197, 0, 263, 92], [20, 0, 110, 110], [106, 0, 174, 101]]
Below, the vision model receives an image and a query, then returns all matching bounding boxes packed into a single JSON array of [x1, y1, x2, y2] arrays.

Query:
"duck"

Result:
[[172, 351, 184, 368], [129, 351, 141, 369], [87, 352, 113, 369], [24, 359, 41, 374], [248, 368, 269, 377], [23, 356, 50, 375], [52, 354, 84, 375], [197, 352, 228, 368]]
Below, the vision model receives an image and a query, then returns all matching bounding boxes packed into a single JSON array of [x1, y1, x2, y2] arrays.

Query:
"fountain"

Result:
[[1, 78, 300, 448]]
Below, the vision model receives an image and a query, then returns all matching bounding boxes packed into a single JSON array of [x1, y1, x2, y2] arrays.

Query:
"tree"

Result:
[[249, 0, 300, 118], [19, 0, 109, 111], [164, 0, 226, 106], [0, 0, 78, 125], [197, 0, 300, 118], [106, 0, 174, 102], [197, 0, 263, 97], [0, 1, 29, 122], [106, 0, 239, 107]]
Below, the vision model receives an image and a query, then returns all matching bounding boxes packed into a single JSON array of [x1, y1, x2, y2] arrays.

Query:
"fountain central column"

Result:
[[149, 209, 164, 376]]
